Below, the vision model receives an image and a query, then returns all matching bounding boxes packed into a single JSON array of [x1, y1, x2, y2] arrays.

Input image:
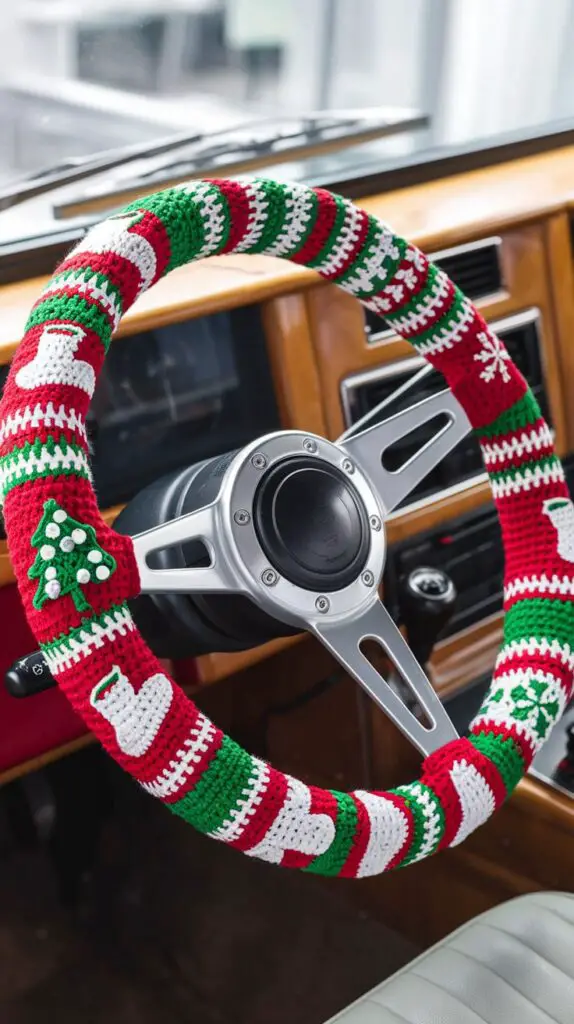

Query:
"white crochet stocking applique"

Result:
[[544, 498, 574, 563], [16, 324, 95, 397], [90, 666, 173, 758]]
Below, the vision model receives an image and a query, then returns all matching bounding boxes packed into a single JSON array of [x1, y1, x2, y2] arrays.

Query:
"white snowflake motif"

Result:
[[473, 331, 512, 384]]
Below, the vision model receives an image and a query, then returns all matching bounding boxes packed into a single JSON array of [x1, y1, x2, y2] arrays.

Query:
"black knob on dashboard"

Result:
[[5, 650, 56, 698], [397, 566, 457, 667]]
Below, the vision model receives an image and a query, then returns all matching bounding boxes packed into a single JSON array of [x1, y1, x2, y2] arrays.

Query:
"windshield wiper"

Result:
[[55, 107, 428, 220], [0, 107, 428, 217]]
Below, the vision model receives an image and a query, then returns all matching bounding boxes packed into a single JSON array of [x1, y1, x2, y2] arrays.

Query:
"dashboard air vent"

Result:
[[343, 308, 549, 510], [385, 505, 504, 642], [365, 236, 504, 344]]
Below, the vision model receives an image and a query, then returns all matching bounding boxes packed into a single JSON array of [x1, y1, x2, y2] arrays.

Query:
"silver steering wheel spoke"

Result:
[[313, 596, 458, 757], [133, 500, 242, 595], [338, 389, 471, 514]]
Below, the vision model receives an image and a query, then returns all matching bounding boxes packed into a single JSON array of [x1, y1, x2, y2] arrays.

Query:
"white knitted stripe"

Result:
[[497, 637, 574, 672], [69, 213, 156, 295], [44, 607, 135, 675], [481, 424, 553, 469], [0, 442, 91, 497], [472, 668, 568, 753], [234, 180, 269, 253], [341, 222, 401, 296], [449, 761, 496, 847], [375, 262, 428, 310], [245, 776, 335, 865], [313, 201, 364, 276], [178, 181, 227, 258], [141, 712, 218, 799], [490, 460, 564, 499], [211, 758, 271, 843], [397, 782, 442, 864], [384, 270, 451, 335], [0, 404, 87, 446], [264, 183, 315, 257], [352, 791, 410, 877], [505, 574, 574, 602], [41, 270, 122, 330], [415, 298, 475, 357]]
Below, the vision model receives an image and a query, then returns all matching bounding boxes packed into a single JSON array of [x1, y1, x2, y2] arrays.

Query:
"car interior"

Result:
[[2, 4, 574, 1024]]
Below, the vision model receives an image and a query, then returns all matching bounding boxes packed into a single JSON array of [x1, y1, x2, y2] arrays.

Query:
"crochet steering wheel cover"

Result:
[[1, 178, 573, 877]]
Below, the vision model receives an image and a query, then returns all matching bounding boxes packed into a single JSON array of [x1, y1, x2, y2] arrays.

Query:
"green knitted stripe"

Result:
[[469, 732, 525, 795], [304, 792, 358, 876], [169, 735, 256, 834], [334, 217, 381, 290], [306, 193, 349, 269], [41, 602, 131, 660], [393, 782, 444, 866], [503, 598, 574, 650], [0, 436, 90, 498], [476, 390, 542, 441], [385, 261, 441, 325], [26, 296, 112, 348], [125, 185, 213, 272], [250, 180, 290, 253], [48, 268, 124, 321], [488, 452, 558, 484], [408, 287, 466, 349]]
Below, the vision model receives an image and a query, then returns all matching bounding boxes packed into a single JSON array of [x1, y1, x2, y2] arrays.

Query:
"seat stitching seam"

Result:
[[408, 969, 489, 1023], [474, 922, 574, 982], [366, 999, 414, 1024], [449, 946, 562, 1024]]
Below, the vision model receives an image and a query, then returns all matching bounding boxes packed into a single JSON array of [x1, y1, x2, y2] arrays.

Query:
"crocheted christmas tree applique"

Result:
[[29, 499, 116, 612], [90, 666, 173, 757], [543, 497, 574, 563]]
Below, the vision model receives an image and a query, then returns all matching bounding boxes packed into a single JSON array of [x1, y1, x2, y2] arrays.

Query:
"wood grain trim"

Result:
[[0, 256, 318, 363], [3, 144, 574, 360], [261, 294, 327, 437], [544, 212, 574, 449]]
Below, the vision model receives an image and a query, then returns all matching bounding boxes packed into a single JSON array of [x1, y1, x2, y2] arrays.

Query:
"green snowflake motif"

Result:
[[485, 677, 560, 741]]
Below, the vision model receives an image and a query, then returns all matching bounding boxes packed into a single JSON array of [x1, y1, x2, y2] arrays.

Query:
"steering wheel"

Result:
[[1, 178, 573, 877]]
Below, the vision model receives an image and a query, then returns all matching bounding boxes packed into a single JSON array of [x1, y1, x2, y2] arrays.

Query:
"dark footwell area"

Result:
[[0, 750, 418, 1024]]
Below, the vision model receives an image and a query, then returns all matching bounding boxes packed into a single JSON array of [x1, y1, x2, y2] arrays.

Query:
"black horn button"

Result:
[[254, 456, 371, 591]]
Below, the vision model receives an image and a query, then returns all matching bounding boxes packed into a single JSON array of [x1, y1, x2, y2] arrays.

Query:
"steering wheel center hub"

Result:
[[254, 456, 370, 591]]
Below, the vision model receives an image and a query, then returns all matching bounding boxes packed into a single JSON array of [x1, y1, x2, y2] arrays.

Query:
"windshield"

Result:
[[1, 1, 573, 204]]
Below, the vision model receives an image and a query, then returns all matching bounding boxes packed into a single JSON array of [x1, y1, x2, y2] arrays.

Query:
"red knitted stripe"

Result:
[[325, 209, 371, 281], [130, 209, 171, 283], [372, 251, 431, 316], [384, 792, 416, 871], [430, 318, 528, 431], [397, 277, 456, 341], [480, 420, 553, 472], [470, 721, 535, 768], [281, 787, 339, 869], [208, 179, 252, 253], [422, 738, 506, 849], [498, 491, 572, 583], [493, 651, 573, 700], [291, 188, 338, 265], [57, 251, 143, 312], [338, 794, 371, 878], [230, 766, 289, 852]]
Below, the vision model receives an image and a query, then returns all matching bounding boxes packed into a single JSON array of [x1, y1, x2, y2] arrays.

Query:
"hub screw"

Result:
[[361, 570, 375, 587], [251, 452, 268, 470], [315, 595, 330, 613], [369, 515, 382, 532], [261, 568, 278, 587], [303, 438, 318, 454], [234, 509, 251, 525], [342, 458, 354, 474]]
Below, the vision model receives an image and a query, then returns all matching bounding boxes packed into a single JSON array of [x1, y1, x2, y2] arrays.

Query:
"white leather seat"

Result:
[[325, 892, 574, 1024]]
